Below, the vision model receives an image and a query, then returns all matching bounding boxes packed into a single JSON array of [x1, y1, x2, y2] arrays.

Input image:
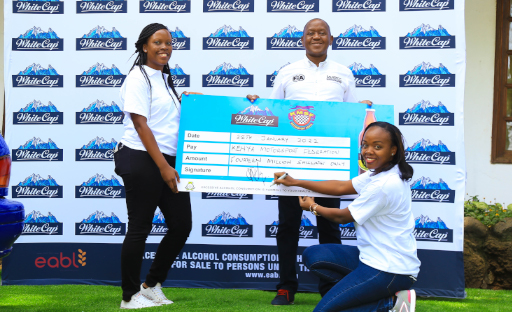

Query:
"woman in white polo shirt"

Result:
[[114, 23, 197, 309], [273, 122, 420, 312]]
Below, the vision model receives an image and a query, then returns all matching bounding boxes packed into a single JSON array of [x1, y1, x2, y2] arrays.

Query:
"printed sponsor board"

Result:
[[77, 0, 127, 13], [140, 0, 190, 13], [203, 0, 254, 12], [332, 0, 386, 12], [13, 0, 64, 14], [399, 0, 454, 11], [267, 0, 319, 13]]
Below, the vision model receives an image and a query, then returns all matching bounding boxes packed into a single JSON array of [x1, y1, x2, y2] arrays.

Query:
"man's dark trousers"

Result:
[[276, 195, 342, 296]]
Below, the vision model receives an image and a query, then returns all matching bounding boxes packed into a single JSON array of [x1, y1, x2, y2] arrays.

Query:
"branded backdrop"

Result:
[[3, 0, 466, 298]]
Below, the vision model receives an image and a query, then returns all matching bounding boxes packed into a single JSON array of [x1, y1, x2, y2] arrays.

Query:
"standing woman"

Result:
[[115, 23, 193, 309], [273, 122, 421, 312]]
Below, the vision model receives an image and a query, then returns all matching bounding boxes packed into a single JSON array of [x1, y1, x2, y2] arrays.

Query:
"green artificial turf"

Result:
[[0, 286, 510, 311]]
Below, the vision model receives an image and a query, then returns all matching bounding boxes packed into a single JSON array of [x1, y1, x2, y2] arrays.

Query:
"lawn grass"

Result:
[[0, 286, 511, 311]]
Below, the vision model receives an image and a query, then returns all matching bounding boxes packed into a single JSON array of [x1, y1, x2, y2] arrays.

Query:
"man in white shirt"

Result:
[[248, 18, 372, 305]]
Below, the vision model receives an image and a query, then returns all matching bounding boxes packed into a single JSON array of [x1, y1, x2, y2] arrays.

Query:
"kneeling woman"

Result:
[[273, 122, 420, 312]]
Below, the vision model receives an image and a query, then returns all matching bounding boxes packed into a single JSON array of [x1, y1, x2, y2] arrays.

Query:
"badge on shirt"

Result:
[[293, 74, 305, 82], [327, 75, 343, 84]]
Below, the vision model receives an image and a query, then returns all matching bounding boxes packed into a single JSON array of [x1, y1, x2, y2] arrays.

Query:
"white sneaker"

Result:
[[140, 283, 174, 305], [120, 292, 161, 309], [390, 289, 416, 312]]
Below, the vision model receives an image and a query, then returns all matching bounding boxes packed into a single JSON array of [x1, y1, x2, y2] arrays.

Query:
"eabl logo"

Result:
[[75, 174, 125, 198], [266, 63, 290, 87], [266, 215, 318, 239], [203, 63, 253, 87], [76, 100, 123, 124], [151, 209, 168, 235], [171, 65, 190, 87], [334, 25, 385, 50], [203, 25, 253, 50], [333, 0, 385, 12], [349, 63, 386, 88], [202, 212, 253, 237], [76, 137, 117, 161], [400, 0, 453, 11], [23, 210, 63, 235], [400, 62, 455, 87], [267, 0, 319, 12], [203, 0, 254, 12], [13, 64, 63, 88], [13, 27, 63, 51], [267, 25, 303, 50], [171, 27, 190, 50], [75, 211, 126, 235], [13, 137, 63, 161], [405, 138, 455, 165], [76, 63, 125, 87], [414, 215, 453, 243], [35, 249, 87, 269], [14, 100, 63, 125], [202, 193, 253, 199], [76, 26, 126, 51], [340, 222, 356, 240], [13, 0, 64, 14], [140, 0, 190, 13], [410, 176, 455, 203], [399, 100, 454, 126], [77, 0, 126, 13], [231, 105, 278, 127], [12, 174, 63, 198], [400, 24, 455, 49]]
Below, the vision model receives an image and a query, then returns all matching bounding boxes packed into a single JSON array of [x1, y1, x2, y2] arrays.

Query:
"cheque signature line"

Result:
[[246, 164, 270, 185]]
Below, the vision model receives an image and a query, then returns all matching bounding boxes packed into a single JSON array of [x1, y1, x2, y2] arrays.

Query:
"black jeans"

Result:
[[276, 195, 341, 296], [114, 145, 192, 301]]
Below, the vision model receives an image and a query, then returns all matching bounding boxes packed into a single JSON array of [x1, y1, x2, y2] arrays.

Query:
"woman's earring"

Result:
[[392, 153, 394, 156]]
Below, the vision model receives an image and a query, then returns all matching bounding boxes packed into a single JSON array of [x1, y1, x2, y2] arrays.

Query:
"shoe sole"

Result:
[[272, 302, 294, 306], [409, 290, 416, 312]]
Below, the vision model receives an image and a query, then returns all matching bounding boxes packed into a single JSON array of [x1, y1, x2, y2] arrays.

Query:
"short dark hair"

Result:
[[303, 18, 331, 36]]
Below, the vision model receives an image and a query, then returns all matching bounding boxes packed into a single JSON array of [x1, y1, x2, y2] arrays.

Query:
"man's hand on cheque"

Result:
[[246, 94, 260, 103], [359, 100, 373, 106]]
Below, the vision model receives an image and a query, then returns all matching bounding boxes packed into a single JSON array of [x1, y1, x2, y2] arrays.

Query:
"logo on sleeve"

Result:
[[76, 63, 126, 87], [203, 0, 254, 12], [266, 63, 290, 87], [76, 26, 126, 51], [400, 0, 453, 11], [410, 176, 455, 203], [405, 139, 455, 165], [77, 0, 126, 13], [140, 0, 190, 13], [289, 106, 315, 130], [13, 0, 64, 14], [266, 215, 318, 238], [203, 63, 253, 87], [23, 211, 63, 235], [12, 174, 63, 198], [334, 25, 385, 50], [333, 0, 385, 12], [267, 25, 303, 50], [14, 100, 63, 125], [150, 209, 168, 235], [13, 27, 63, 51], [75, 174, 125, 198], [202, 212, 253, 237], [231, 105, 278, 127], [76, 100, 124, 124], [414, 215, 453, 243], [13, 137, 63, 161], [400, 24, 455, 49], [13, 64, 63, 88], [171, 27, 190, 50], [267, 0, 319, 12], [349, 63, 385, 88], [399, 100, 454, 126], [400, 62, 455, 87], [203, 25, 254, 50], [76, 137, 117, 161], [75, 211, 126, 235]]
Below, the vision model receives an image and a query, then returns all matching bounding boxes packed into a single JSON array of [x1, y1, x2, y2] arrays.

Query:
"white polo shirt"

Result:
[[270, 56, 358, 102], [119, 65, 180, 156], [349, 165, 421, 276]]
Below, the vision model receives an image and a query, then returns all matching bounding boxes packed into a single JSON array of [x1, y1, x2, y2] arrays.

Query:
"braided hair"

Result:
[[130, 23, 180, 109]]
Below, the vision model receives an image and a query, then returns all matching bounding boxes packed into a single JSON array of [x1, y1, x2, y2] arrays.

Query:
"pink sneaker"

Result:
[[391, 289, 416, 312]]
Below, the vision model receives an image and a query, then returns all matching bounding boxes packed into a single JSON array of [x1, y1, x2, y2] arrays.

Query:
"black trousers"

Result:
[[114, 145, 192, 301], [276, 195, 341, 296]]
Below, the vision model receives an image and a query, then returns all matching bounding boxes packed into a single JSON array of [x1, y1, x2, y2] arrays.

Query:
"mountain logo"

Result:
[[13, 0, 64, 14], [334, 25, 385, 50], [75, 174, 125, 198], [203, 0, 254, 12], [75, 211, 126, 235], [12, 174, 63, 198], [400, 62, 455, 87], [14, 100, 63, 125], [203, 63, 253, 87], [140, 0, 190, 13], [202, 212, 253, 237], [171, 27, 190, 50], [267, 0, 319, 12], [77, 0, 127, 14], [414, 215, 453, 242], [13, 26, 63, 51], [266, 215, 318, 238], [267, 25, 303, 50], [399, 100, 454, 126], [400, 0, 453, 11], [349, 63, 386, 88], [170, 64, 190, 87], [76, 26, 126, 51], [203, 25, 254, 50], [201, 192, 253, 199], [333, 0, 386, 12], [76, 63, 126, 87], [150, 209, 168, 235], [339, 222, 356, 240], [23, 211, 63, 235], [76, 100, 124, 124], [13, 63, 63, 88], [231, 104, 278, 127], [405, 138, 455, 165], [289, 105, 315, 130], [76, 137, 117, 161], [266, 62, 290, 87], [12, 137, 63, 162], [410, 176, 455, 203], [400, 24, 455, 49]]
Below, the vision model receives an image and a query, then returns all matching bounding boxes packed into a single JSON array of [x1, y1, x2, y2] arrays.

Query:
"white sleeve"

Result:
[[119, 74, 150, 118], [351, 171, 371, 194], [348, 182, 387, 225], [269, 72, 285, 100], [344, 73, 358, 103]]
